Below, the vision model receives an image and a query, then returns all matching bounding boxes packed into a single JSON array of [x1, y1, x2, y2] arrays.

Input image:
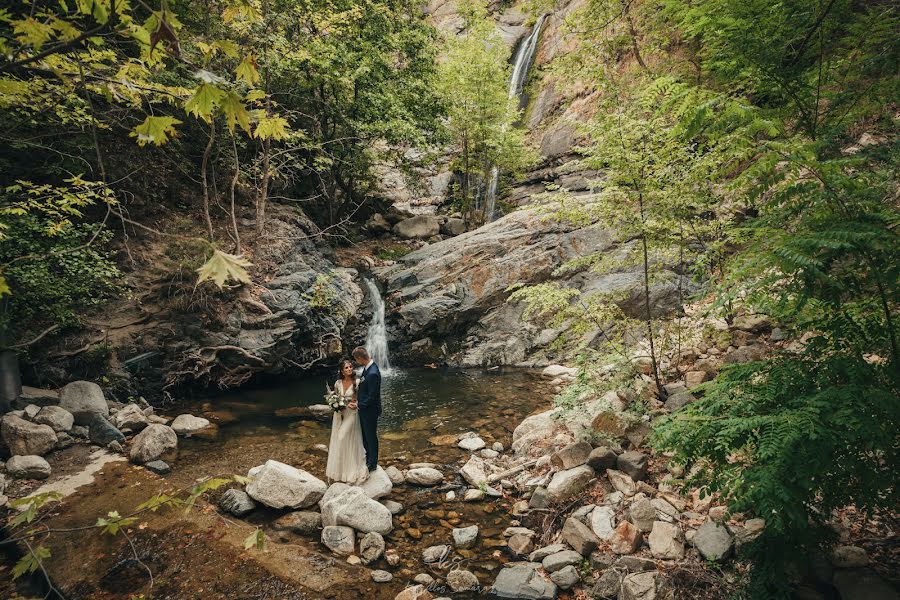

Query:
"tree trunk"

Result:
[[229, 134, 242, 254], [201, 119, 216, 240], [256, 138, 270, 235], [638, 191, 663, 394]]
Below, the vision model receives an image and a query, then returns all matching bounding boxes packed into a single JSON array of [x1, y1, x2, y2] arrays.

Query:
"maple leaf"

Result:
[[221, 91, 251, 133], [184, 83, 226, 121], [253, 115, 289, 140], [130, 115, 182, 146], [196, 249, 252, 288], [235, 54, 260, 85]]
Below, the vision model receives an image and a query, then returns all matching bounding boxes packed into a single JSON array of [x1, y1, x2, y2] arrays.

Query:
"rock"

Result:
[[551, 441, 592, 469], [664, 390, 696, 412], [170, 414, 211, 435], [614, 556, 656, 573], [591, 505, 617, 540], [562, 516, 600, 555], [529, 544, 567, 562], [321, 525, 355, 556], [144, 460, 171, 475], [447, 569, 479, 592], [359, 466, 393, 499], [621, 571, 664, 600], [628, 498, 657, 532], [459, 454, 493, 487], [273, 511, 321, 535], [542, 364, 577, 378], [394, 215, 441, 239], [542, 549, 582, 573], [832, 568, 898, 600], [442, 218, 466, 236], [360, 531, 385, 564], [590, 410, 628, 440], [458, 436, 486, 451], [366, 213, 391, 234], [507, 533, 534, 556], [648, 521, 684, 559], [504, 526, 535, 538], [406, 467, 444, 486], [33, 406, 74, 432], [414, 574, 435, 585], [1, 415, 57, 456], [219, 489, 256, 517], [550, 565, 580, 590], [610, 521, 642, 554], [59, 381, 108, 425], [708, 505, 727, 522], [423, 544, 450, 564], [319, 484, 393, 534], [107, 439, 124, 453], [572, 503, 595, 523], [607, 469, 637, 496], [733, 314, 770, 332], [17, 386, 60, 408], [246, 460, 327, 510], [491, 565, 558, 600], [22, 404, 40, 419], [480, 449, 499, 459], [385, 549, 400, 566], [492, 442, 504, 452], [592, 569, 624, 599], [372, 570, 393, 583], [831, 545, 869, 568], [88, 414, 125, 446], [54, 432, 73, 449], [616, 451, 649, 481], [547, 465, 594, 501], [770, 327, 786, 341], [383, 499, 404, 514], [723, 344, 765, 364], [129, 424, 178, 464], [385, 465, 405, 484], [733, 518, 765, 545], [587, 446, 618, 471], [452, 525, 478, 549], [684, 370, 709, 389], [394, 584, 433, 600], [111, 404, 148, 432], [528, 486, 549, 508], [7, 455, 51, 479], [70, 425, 88, 439], [693, 519, 733, 561], [590, 550, 616, 570], [512, 410, 558, 455]]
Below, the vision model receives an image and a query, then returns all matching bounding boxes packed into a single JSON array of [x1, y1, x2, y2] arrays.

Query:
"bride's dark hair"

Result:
[[337, 359, 355, 382]]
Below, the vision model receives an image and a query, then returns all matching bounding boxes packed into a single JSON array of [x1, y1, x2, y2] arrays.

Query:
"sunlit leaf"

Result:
[[235, 54, 260, 85], [131, 115, 182, 146], [244, 528, 265, 550], [253, 115, 289, 140], [184, 83, 226, 121], [12, 545, 50, 580], [221, 91, 251, 133], [196, 250, 252, 288]]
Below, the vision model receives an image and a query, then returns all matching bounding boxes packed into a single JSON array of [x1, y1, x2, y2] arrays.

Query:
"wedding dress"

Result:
[[325, 379, 369, 484]]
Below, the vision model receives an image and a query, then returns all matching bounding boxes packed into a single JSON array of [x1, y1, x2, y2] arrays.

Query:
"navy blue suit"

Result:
[[357, 362, 382, 470]]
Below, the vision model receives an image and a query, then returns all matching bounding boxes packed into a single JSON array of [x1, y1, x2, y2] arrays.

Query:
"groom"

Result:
[[350, 346, 381, 472]]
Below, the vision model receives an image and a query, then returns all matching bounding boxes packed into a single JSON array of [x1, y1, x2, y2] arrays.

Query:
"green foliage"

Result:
[[12, 545, 51, 580], [97, 510, 139, 535], [8, 492, 63, 528]]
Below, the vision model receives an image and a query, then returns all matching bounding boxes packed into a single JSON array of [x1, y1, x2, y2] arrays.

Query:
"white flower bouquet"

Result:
[[325, 383, 347, 412]]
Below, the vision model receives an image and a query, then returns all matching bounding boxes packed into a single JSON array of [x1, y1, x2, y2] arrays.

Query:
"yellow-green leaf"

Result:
[[214, 39, 240, 58], [0, 274, 10, 297], [254, 115, 289, 140], [13, 18, 54, 50], [221, 91, 251, 133], [196, 250, 252, 288], [184, 83, 226, 121], [245, 89, 266, 102], [235, 54, 260, 85], [131, 115, 182, 146], [243, 528, 265, 550]]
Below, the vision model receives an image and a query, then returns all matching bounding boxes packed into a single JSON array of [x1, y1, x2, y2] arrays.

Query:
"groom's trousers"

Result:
[[359, 408, 379, 470]]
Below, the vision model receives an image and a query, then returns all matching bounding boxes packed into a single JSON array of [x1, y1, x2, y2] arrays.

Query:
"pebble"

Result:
[[372, 570, 392, 582]]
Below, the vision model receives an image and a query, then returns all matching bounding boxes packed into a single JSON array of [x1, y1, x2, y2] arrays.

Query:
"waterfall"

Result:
[[483, 14, 548, 222], [363, 279, 391, 372]]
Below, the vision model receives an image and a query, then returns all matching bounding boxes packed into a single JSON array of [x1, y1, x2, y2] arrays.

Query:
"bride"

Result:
[[325, 359, 369, 484]]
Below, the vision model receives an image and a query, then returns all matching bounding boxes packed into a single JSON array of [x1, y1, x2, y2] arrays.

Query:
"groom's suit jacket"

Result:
[[357, 362, 382, 415]]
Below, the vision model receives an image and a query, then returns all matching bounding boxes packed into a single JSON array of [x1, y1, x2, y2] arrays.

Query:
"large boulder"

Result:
[[7, 455, 52, 479], [547, 465, 594, 501], [246, 460, 326, 510], [459, 454, 495, 487], [1, 415, 57, 456], [551, 441, 592, 469], [359, 465, 393, 498], [170, 414, 211, 435], [832, 568, 899, 600], [491, 565, 558, 600], [129, 424, 178, 464], [59, 381, 108, 425], [112, 404, 149, 432], [32, 406, 74, 433], [693, 519, 734, 561], [394, 215, 440, 239], [88, 414, 125, 446], [319, 483, 393, 534], [648, 521, 684, 559], [511, 410, 558, 455], [562, 516, 600, 555]]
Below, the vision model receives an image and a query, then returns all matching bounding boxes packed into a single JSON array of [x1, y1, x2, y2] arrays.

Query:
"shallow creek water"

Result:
[[20, 368, 553, 599]]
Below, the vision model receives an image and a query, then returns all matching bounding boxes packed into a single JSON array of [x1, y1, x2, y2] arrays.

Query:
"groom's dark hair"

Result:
[[352, 346, 370, 360]]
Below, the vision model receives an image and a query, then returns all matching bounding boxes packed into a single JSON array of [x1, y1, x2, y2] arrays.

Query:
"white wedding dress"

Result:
[[325, 379, 369, 485]]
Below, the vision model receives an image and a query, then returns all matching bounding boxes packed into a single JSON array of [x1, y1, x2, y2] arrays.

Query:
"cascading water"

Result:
[[363, 279, 391, 372], [482, 14, 548, 222]]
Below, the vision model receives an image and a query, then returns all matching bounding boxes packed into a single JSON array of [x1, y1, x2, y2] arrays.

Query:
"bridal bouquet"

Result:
[[324, 383, 347, 412]]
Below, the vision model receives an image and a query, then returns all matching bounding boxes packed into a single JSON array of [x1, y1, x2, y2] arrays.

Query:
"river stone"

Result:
[[459, 454, 494, 486], [59, 381, 108, 425], [610, 521, 642, 554], [491, 565, 558, 599], [651, 498, 678, 523], [453, 525, 478, 549], [360, 531, 385, 564], [607, 469, 637, 496], [321, 525, 355, 556], [1, 415, 57, 456], [382, 499, 404, 515], [542, 549, 582, 573], [458, 436, 486, 452], [447, 569, 480, 592], [371, 570, 393, 583], [320, 484, 393, 534], [593, 569, 624, 599], [529, 544, 567, 562], [219, 489, 256, 517], [832, 568, 898, 600], [648, 521, 684, 559], [247, 460, 326, 510], [511, 410, 557, 455], [144, 460, 171, 475], [423, 544, 450, 563], [616, 451, 649, 481], [112, 404, 148, 432], [629, 498, 657, 532], [414, 574, 435, 585], [385, 465, 405, 484], [7, 455, 51, 479], [528, 486, 549, 509], [591, 505, 617, 539], [693, 519, 733, 560], [406, 467, 444, 486], [621, 571, 664, 600], [33, 406, 74, 433], [508, 533, 534, 556], [551, 441, 592, 469], [170, 414, 211, 435], [394, 215, 440, 239], [359, 465, 393, 499], [562, 516, 600, 555], [547, 465, 593, 501], [550, 565, 580, 590], [542, 365, 576, 378], [129, 424, 177, 464], [88, 414, 125, 446]]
